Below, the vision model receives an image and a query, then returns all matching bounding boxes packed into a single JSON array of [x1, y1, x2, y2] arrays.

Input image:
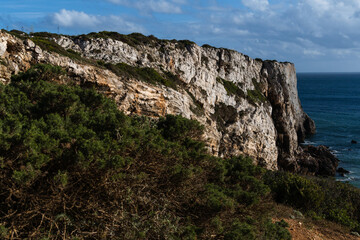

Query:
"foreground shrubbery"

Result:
[[265, 171, 360, 230], [0, 64, 359, 239], [0, 64, 289, 239]]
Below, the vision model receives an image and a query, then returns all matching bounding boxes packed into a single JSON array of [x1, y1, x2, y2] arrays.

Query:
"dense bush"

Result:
[[0, 64, 290, 239], [3, 63, 360, 239], [263, 219, 291, 240], [265, 171, 360, 230], [224, 220, 256, 240]]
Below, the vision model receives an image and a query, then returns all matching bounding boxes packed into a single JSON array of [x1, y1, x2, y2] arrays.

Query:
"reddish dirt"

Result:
[[275, 218, 360, 240]]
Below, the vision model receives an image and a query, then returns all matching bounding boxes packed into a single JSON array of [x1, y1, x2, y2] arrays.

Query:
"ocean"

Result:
[[297, 73, 360, 187]]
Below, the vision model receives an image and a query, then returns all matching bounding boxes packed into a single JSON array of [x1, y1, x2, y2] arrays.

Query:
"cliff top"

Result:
[[1, 29, 294, 65]]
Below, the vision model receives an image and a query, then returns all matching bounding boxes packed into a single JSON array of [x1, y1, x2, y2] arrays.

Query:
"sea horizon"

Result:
[[297, 72, 360, 187]]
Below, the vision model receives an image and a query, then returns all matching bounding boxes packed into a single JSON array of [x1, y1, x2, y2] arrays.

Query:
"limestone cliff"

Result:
[[0, 30, 335, 174]]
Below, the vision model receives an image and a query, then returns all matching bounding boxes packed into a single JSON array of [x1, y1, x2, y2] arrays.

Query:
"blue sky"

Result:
[[1, 0, 360, 72]]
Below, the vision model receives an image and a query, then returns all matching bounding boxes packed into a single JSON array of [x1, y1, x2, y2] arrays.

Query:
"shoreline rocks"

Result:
[[337, 167, 350, 177], [297, 145, 339, 176]]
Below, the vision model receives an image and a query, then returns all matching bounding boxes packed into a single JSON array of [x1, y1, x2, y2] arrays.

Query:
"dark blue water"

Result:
[[297, 73, 360, 187]]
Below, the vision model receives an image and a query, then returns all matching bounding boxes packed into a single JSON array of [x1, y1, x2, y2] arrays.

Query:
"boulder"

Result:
[[337, 167, 350, 174], [337, 167, 350, 177], [297, 145, 339, 176]]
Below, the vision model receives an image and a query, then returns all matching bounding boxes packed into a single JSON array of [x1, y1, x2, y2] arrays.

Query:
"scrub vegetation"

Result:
[[0, 65, 360, 239], [247, 78, 267, 105]]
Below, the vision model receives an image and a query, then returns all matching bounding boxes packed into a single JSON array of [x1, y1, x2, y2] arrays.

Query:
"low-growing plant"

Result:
[[224, 220, 256, 240], [31, 37, 85, 61], [265, 171, 325, 211], [247, 78, 267, 105], [0, 58, 7, 66], [205, 184, 236, 212], [103, 62, 180, 89], [158, 114, 204, 142], [265, 170, 360, 231], [217, 77, 245, 97], [0, 225, 8, 238], [263, 219, 291, 240], [2, 63, 360, 239]]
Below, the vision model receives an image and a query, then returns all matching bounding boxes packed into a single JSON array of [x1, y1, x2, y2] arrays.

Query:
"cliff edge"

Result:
[[0, 30, 337, 175]]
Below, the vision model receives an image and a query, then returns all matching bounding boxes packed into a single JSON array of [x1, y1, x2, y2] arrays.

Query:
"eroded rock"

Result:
[[0, 30, 334, 174], [298, 145, 339, 176]]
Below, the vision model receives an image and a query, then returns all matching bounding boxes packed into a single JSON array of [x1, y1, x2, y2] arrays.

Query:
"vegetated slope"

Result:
[[0, 64, 360, 239], [2, 29, 336, 176]]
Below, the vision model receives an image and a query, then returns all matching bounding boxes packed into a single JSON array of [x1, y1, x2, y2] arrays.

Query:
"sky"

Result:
[[1, 0, 360, 72]]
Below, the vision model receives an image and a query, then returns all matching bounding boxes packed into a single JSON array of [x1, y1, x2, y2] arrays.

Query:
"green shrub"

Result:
[[216, 77, 245, 97], [265, 170, 360, 230], [31, 37, 85, 62], [263, 219, 291, 240], [76, 31, 160, 48], [54, 171, 68, 188], [0, 58, 7, 66], [210, 216, 224, 234], [205, 184, 235, 212], [187, 90, 205, 116], [265, 171, 325, 211], [6, 29, 29, 39], [11, 63, 65, 83], [224, 220, 256, 240], [2, 64, 131, 183], [224, 156, 270, 205], [12, 164, 38, 185], [0, 65, 225, 238], [247, 78, 267, 105], [328, 209, 358, 229], [32, 32, 63, 39], [180, 224, 200, 240], [157, 114, 204, 142], [0, 225, 8, 238], [103, 62, 180, 89]]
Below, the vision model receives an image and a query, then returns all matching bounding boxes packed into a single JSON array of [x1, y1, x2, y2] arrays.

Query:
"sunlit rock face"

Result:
[[0, 30, 321, 173]]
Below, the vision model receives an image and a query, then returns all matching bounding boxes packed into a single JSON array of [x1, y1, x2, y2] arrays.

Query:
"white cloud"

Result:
[[303, 49, 324, 56], [303, 0, 330, 15], [106, 0, 184, 14], [106, 15, 143, 32], [51, 9, 144, 33], [233, 29, 251, 36], [242, 0, 269, 12], [53, 9, 100, 27], [233, 12, 254, 24]]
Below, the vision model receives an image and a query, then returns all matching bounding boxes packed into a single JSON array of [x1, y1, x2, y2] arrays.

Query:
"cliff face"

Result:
[[0, 30, 329, 174]]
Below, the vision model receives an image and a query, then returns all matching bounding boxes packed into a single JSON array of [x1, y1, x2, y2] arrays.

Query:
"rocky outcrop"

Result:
[[298, 145, 339, 176], [0, 30, 337, 175]]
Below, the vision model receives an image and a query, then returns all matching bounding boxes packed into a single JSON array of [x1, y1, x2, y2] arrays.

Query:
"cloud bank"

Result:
[[242, 0, 269, 12], [51, 9, 144, 33], [53, 9, 100, 27], [106, 0, 185, 14]]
